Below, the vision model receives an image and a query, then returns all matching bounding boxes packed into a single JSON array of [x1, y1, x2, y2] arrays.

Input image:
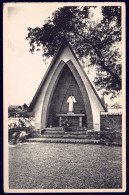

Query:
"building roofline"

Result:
[[29, 38, 67, 110], [29, 38, 106, 111]]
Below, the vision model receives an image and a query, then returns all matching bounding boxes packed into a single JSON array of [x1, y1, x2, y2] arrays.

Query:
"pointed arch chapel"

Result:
[[29, 39, 106, 131]]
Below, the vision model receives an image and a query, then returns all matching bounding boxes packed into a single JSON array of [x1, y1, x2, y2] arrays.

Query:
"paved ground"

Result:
[[9, 143, 122, 189]]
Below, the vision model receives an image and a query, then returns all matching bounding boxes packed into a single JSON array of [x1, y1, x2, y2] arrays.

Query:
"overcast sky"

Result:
[[4, 3, 121, 106], [6, 4, 60, 105]]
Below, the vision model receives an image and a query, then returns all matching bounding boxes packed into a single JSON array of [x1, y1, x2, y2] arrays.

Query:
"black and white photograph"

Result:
[[4, 2, 126, 193]]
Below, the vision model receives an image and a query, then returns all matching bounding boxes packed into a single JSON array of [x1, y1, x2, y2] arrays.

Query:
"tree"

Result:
[[102, 6, 121, 27], [23, 103, 28, 111], [18, 106, 22, 110], [26, 6, 122, 97], [111, 102, 122, 109]]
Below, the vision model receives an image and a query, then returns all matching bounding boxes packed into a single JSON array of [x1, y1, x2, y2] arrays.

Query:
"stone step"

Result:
[[42, 130, 88, 135], [26, 138, 100, 144], [32, 134, 91, 139], [42, 130, 65, 134], [44, 127, 87, 131], [45, 127, 64, 131]]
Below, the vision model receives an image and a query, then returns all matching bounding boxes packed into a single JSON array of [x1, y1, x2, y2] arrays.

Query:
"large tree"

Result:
[[26, 6, 121, 97]]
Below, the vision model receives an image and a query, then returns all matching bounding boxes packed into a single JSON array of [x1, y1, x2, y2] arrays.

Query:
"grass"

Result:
[[9, 143, 122, 189]]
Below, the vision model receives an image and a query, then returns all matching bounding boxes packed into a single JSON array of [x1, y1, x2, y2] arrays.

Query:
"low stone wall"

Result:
[[100, 112, 122, 146], [100, 112, 122, 131]]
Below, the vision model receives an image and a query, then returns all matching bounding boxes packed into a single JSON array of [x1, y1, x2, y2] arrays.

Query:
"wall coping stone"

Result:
[[101, 112, 122, 115]]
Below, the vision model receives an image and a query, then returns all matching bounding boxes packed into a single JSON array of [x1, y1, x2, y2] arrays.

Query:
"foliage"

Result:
[[111, 102, 122, 109], [26, 6, 122, 96], [9, 130, 31, 145], [100, 130, 122, 146], [102, 6, 121, 27], [23, 103, 29, 110], [61, 116, 71, 132], [100, 96, 108, 109]]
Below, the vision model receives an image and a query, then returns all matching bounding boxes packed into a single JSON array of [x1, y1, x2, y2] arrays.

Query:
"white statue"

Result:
[[66, 95, 77, 113]]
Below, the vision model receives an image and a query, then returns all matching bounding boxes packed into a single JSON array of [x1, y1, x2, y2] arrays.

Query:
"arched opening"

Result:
[[47, 65, 86, 127], [41, 60, 93, 129]]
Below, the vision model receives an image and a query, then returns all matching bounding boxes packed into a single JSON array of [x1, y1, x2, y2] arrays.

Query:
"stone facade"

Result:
[[29, 40, 106, 130], [100, 113, 122, 131], [47, 65, 86, 127]]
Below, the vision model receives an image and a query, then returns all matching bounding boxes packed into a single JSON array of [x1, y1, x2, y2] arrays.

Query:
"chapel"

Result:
[[29, 38, 106, 131]]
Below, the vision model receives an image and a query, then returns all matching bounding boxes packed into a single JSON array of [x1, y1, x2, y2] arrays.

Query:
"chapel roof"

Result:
[[29, 38, 106, 111]]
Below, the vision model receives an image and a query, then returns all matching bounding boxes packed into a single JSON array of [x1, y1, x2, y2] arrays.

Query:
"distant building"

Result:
[[8, 104, 33, 118], [8, 105, 23, 117]]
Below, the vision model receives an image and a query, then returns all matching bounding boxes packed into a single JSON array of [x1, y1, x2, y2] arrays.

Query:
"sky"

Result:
[[6, 4, 61, 105], [4, 3, 122, 106]]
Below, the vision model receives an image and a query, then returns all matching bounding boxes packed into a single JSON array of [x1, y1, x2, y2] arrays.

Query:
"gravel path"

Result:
[[9, 143, 122, 189]]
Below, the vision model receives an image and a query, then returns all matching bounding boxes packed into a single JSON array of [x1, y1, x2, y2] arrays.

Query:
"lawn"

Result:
[[9, 143, 122, 189]]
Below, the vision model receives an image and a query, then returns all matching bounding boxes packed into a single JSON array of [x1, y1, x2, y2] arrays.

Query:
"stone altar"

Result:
[[56, 113, 85, 127]]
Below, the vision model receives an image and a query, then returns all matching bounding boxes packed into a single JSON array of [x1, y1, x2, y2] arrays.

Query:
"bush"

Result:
[[61, 117, 71, 132], [9, 130, 31, 145], [100, 130, 122, 145]]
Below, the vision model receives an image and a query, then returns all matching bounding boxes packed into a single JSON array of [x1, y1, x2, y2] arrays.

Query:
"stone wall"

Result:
[[100, 112, 122, 145], [30, 45, 105, 130], [100, 113, 122, 131]]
